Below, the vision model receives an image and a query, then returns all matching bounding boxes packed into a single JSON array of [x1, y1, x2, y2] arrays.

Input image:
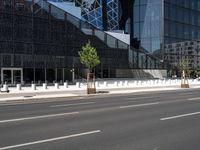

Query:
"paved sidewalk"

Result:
[[1, 84, 200, 102]]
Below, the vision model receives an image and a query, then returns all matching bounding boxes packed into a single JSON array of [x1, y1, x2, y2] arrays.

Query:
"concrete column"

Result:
[[55, 68, 57, 82], [21, 69, 23, 84], [63, 68, 65, 83], [1, 69, 3, 84], [11, 70, 13, 85], [44, 68, 47, 83], [33, 68, 35, 83]]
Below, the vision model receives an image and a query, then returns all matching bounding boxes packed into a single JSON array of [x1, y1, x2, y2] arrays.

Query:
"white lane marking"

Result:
[[0, 112, 79, 124], [50, 102, 96, 108], [188, 97, 200, 101], [120, 102, 159, 109], [0, 130, 101, 150], [178, 92, 199, 96], [160, 112, 200, 121], [125, 96, 155, 100]]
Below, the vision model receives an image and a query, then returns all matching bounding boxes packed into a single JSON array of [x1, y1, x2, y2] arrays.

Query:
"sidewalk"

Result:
[[1, 84, 200, 102]]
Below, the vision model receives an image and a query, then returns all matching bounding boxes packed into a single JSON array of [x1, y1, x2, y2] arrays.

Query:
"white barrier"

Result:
[[4, 79, 200, 93]]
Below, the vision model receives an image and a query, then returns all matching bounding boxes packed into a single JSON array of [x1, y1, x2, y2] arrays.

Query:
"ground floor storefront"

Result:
[[0, 67, 167, 85], [0, 67, 116, 85]]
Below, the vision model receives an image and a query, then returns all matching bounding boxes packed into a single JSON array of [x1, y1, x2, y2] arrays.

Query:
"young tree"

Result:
[[78, 41, 100, 94], [178, 57, 189, 88], [78, 41, 100, 72]]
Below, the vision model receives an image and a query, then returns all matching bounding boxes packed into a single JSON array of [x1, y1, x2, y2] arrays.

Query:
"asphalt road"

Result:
[[0, 89, 200, 150]]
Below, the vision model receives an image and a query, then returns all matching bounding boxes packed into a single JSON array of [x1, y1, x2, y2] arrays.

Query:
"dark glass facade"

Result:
[[132, 0, 163, 54], [164, 0, 200, 44], [131, 0, 200, 68], [0, 0, 129, 84]]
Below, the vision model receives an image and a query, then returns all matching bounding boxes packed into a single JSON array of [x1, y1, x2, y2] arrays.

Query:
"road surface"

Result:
[[0, 89, 200, 150]]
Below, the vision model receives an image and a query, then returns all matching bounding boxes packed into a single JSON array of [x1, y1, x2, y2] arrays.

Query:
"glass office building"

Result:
[[0, 0, 164, 84], [48, 0, 120, 30], [0, 0, 129, 84], [132, 0, 163, 54], [131, 0, 200, 66]]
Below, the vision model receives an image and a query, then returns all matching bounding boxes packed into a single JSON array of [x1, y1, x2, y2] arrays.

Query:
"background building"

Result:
[[165, 40, 200, 70]]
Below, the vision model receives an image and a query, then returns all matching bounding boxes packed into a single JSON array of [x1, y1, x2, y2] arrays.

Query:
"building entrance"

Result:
[[1, 68, 23, 84]]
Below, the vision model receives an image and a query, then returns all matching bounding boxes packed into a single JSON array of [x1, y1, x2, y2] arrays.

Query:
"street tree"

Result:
[[178, 57, 189, 88], [78, 40, 100, 73], [78, 41, 100, 94]]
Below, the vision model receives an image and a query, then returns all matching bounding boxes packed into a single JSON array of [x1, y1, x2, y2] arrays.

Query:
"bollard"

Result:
[[124, 80, 128, 87], [64, 82, 68, 88], [103, 81, 107, 87], [95, 81, 99, 87], [16, 84, 21, 90], [118, 81, 123, 87], [43, 83, 47, 90], [55, 83, 59, 89], [114, 81, 118, 87], [76, 82, 80, 88], [31, 84, 36, 90], [2, 84, 8, 92]]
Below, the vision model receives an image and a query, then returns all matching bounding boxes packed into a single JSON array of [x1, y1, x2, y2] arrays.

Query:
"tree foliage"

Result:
[[78, 41, 100, 71]]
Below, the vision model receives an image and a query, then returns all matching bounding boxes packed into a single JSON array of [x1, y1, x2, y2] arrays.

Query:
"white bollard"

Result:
[[31, 84, 36, 90], [118, 81, 123, 87], [2, 84, 8, 92], [134, 81, 136, 86], [104, 81, 107, 87], [76, 82, 80, 88], [64, 82, 68, 88], [16, 84, 21, 90], [55, 83, 59, 89], [95, 81, 99, 87], [114, 81, 118, 87], [43, 83, 47, 90], [123, 80, 128, 87]]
